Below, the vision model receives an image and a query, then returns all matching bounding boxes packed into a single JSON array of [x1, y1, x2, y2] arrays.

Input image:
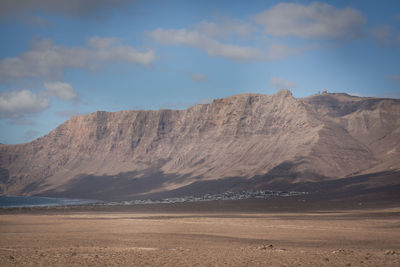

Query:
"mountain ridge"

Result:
[[1, 90, 399, 200]]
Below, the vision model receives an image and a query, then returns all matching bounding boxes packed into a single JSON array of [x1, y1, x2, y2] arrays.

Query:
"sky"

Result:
[[0, 0, 399, 144]]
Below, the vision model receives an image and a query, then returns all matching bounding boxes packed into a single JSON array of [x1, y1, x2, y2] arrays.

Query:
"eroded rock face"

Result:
[[1, 90, 399, 200]]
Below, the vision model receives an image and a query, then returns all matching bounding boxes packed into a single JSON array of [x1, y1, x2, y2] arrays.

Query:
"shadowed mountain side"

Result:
[[37, 160, 321, 201], [36, 169, 198, 201], [34, 164, 400, 203], [1, 90, 400, 200], [142, 170, 400, 204]]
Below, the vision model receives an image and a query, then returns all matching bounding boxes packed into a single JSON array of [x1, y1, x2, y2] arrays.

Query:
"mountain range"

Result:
[[1, 90, 399, 201]]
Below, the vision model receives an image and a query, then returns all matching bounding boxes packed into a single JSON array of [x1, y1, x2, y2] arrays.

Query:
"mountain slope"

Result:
[[1, 90, 399, 200]]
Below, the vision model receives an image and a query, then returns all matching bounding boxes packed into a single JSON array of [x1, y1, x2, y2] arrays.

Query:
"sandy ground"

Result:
[[0, 205, 399, 266]]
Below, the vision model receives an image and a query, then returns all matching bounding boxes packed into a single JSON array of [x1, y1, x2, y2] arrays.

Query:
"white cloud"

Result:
[[269, 77, 297, 89], [0, 89, 50, 119], [0, 82, 78, 122], [190, 72, 208, 83], [44, 82, 78, 101], [0, 38, 156, 82], [254, 2, 366, 40]]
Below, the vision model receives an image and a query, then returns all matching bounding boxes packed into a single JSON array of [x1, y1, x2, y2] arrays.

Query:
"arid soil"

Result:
[[1, 202, 399, 266]]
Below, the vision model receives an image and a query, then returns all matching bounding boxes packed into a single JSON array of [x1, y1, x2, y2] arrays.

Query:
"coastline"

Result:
[[1, 195, 399, 215]]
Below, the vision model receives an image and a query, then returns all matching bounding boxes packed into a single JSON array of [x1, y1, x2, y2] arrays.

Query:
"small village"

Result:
[[110, 190, 309, 205]]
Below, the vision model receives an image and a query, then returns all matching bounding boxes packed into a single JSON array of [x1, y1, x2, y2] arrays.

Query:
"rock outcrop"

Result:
[[1, 90, 399, 200]]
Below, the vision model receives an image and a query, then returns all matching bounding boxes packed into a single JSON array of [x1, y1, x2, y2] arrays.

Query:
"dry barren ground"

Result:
[[0, 205, 399, 266]]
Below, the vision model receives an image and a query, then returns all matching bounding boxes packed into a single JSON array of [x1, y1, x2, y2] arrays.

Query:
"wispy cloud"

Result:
[[370, 25, 397, 46], [151, 3, 366, 63], [269, 77, 297, 89], [0, 37, 156, 82], [150, 28, 265, 62], [189, 72, 208, 83], [195, 17, 254, 39], [254, 2, 366, 40], [150, 28, 300, 62], [86, 36, 155, 64], [387, 74, 400, 82]]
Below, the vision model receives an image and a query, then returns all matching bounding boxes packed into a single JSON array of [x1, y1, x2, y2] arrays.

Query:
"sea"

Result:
[[0, 195, 101, 208]]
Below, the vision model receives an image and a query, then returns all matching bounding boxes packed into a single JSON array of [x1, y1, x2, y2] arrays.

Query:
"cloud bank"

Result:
[[254, 2, 366, 40], [150, 3, 367, 62], [0, 37, 156, 82]]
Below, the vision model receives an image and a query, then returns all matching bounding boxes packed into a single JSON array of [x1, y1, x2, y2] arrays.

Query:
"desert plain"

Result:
[[0, 199, 399, 266]]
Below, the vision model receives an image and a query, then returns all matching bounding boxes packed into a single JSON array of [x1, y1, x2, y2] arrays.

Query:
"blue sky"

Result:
[[0, 0, 399, 144]]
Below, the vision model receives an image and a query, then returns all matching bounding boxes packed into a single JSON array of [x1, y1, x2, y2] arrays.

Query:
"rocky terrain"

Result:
[[1, 90, 399, 201]]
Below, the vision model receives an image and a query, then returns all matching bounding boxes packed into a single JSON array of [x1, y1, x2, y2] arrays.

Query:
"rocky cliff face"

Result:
[[1, 90, 399, 200]]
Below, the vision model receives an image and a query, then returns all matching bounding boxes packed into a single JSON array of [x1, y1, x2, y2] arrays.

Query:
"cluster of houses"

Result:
[[108, 190, 309, 205]]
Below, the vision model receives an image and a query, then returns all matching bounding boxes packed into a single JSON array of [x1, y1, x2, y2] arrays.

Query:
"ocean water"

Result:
[[0, 195, 101, 208]]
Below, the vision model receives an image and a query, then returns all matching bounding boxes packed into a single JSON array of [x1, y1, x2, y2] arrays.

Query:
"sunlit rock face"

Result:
[[1, 90, 399, 200]]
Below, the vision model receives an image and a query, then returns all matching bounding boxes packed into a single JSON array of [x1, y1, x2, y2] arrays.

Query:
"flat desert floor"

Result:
[[0, 201, 399, 266]]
